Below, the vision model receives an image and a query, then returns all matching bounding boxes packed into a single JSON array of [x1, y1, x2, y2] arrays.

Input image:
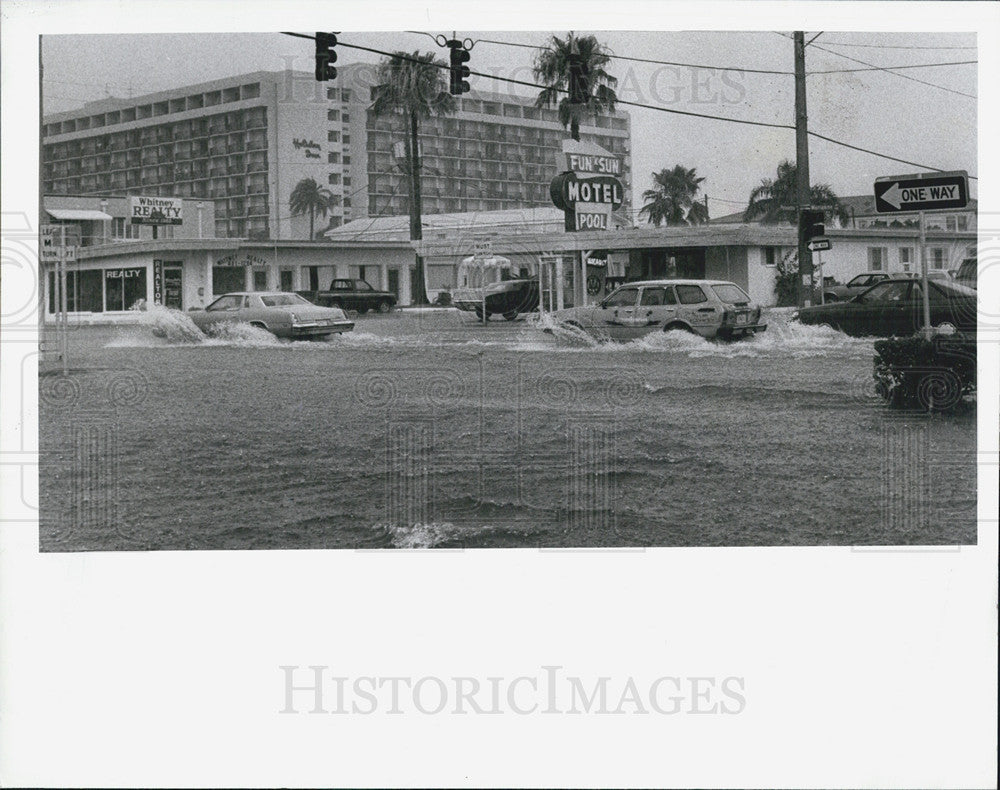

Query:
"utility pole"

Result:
[[794, 31, 813, 308]]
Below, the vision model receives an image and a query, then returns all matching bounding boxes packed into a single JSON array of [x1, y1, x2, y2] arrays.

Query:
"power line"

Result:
[[809, 42, 975, 99], [280, 34, 976, 183], [819, 41, 977, 51], [808, 130, 977, 180], [808, 59, 976, 74]]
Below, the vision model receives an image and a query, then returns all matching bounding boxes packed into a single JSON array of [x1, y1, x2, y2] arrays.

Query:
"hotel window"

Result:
[[343, 155, 351, 165], [328, 152, 340, 164], [930, 248, 945, 269], [342, 113, 350, 122], [327, 88, 339, 101], [867, 247, 888, 271], [341, 89, 351, 101], [328, 130, 340, 142], [328, 173, 341, 185], [342, 134, 351, 144], [899, 247, 913, 272], [343, 177, 351, 187]]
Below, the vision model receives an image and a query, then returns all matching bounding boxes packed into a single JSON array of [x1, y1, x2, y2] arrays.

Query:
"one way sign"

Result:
[[874, 171, 969, 214]]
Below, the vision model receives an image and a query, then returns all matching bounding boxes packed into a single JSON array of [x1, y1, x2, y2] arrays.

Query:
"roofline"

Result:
[[75, 237, 412, 260]]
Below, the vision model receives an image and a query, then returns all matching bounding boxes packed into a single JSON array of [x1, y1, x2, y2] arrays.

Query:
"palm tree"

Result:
[[639, 165, 708, 227], [533, 33, 617, 142], [743, 159, 848, 225], [289, 177, 333, 239], [371, 51, 456, 304]]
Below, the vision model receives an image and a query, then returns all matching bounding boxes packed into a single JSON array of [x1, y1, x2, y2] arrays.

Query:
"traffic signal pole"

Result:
[[794, 32, 813, 308]]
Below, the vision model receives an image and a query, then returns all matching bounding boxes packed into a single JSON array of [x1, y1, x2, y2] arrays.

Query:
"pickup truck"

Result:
[[297, 278, 397, 313]]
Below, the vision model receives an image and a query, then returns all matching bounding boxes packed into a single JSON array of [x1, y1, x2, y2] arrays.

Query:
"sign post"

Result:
[[874, 171, 968, 337]]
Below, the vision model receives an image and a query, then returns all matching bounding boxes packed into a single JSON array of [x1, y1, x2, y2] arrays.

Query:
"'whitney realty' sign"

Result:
[[129, 196, 183, 225]]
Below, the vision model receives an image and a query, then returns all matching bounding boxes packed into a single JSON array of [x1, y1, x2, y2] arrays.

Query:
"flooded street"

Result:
[[39, 308, 977, 550]]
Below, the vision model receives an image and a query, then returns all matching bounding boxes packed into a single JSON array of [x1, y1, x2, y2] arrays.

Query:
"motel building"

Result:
[[328, 206, 978, 309], [40, 195, 414, 322]]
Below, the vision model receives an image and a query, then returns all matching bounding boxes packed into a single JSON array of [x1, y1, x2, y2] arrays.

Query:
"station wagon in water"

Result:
[[188, 292, 354, 339], [552, 279, 766, 341]]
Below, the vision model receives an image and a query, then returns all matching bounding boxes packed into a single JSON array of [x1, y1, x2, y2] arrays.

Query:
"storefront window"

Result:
[[252, 268, 268, 291], [104, 268, 147, 311], [213, 266, 246, 295], [48, 269, 103, 313]]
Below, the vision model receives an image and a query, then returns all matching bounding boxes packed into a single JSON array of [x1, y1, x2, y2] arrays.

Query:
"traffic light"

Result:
[[315, 32, 338, 82], [448, 39, 471, 95], [799, 208, 825, 244], [567, 53, 589, 104]]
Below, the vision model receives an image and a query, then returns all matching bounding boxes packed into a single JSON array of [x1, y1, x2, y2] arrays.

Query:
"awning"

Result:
[[46, 209, 113, 221]]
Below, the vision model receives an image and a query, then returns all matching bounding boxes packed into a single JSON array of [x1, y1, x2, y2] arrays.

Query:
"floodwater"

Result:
[[38, 307, 977, 550]]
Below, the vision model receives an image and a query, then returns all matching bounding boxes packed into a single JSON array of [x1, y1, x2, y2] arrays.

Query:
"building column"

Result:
[[380, 263, 388, 291]]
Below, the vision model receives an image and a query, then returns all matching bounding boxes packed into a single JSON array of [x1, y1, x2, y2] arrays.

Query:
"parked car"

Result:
[[297, 278, 396, 313], [951, 257, 977, 289], [188, 292, 354, 339], [792, 278, 976, 337], [551, 279, 766, 341], [821, 272, 891, 302]]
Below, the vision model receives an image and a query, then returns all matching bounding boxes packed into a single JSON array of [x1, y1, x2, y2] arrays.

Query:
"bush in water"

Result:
[[872, 334, 976, 411]]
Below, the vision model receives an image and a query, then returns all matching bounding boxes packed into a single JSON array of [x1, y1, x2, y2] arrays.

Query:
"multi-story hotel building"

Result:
[[42, 63, 632, 241]]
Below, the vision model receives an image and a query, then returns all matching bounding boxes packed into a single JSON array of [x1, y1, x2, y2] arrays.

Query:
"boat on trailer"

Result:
[[452, 255, 540, 321]]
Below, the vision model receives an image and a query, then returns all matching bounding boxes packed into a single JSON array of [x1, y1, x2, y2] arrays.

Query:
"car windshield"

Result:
[[929, 280, 977, 298], [711, 284, 751, 305], [859, 281, 910, 303], [260, 294, 309, 306]]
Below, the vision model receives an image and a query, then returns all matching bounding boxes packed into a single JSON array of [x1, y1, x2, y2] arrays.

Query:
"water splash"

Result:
[[146, 304, 205, 344]]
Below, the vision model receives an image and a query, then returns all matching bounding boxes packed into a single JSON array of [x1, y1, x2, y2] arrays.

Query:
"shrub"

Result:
[[873, 334, 976, 411], [433, 290, 453, 307]]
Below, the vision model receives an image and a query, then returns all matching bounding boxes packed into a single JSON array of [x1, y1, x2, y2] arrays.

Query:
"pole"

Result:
[[59, 229, 67, 375], [794, 31, 813, 309], [817, 250, 824, 304], [919, 210, 931, 336]]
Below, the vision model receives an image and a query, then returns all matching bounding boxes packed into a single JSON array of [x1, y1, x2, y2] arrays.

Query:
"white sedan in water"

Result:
[[188, 292, 354, 339], [551, 279, 767, 341]]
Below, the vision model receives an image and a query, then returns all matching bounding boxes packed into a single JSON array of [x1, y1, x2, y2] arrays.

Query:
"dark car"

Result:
[[821, 272, 891, 303], [951, 257, 977, 289], [794, 278, 977, 337], [298, 278, 397, 313]]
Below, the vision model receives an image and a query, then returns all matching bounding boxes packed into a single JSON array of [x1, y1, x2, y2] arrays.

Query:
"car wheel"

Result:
[[503, 311, 518, 321], [357, 307, 369, 314], [824, 294, 838, 303], [377, 300, 392, 314], [664, 322, 692, 333], [249, 321, 268, 331]]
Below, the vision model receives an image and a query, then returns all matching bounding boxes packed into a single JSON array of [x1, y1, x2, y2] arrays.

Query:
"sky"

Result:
[[40, 28, 979, 220]]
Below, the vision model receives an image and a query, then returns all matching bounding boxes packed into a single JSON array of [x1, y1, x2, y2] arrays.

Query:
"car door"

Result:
[[674, 283, 718, 335], [636, 285, 678, 335], [595, 286, 641, 340], [200, 294, 242, 329]]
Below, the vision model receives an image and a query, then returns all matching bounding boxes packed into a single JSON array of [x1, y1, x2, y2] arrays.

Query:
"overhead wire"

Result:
[[282, 32, 976, 179]]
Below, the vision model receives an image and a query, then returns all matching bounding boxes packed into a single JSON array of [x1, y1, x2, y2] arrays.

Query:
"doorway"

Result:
[[387, 268, 399, 297], [163, 264, 183, 310]]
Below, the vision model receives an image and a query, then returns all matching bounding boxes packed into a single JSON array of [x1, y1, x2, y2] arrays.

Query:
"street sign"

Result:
[[873, 171, 969, 214], [40, 225, 62, 262], [807, 237, 831, 252]]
